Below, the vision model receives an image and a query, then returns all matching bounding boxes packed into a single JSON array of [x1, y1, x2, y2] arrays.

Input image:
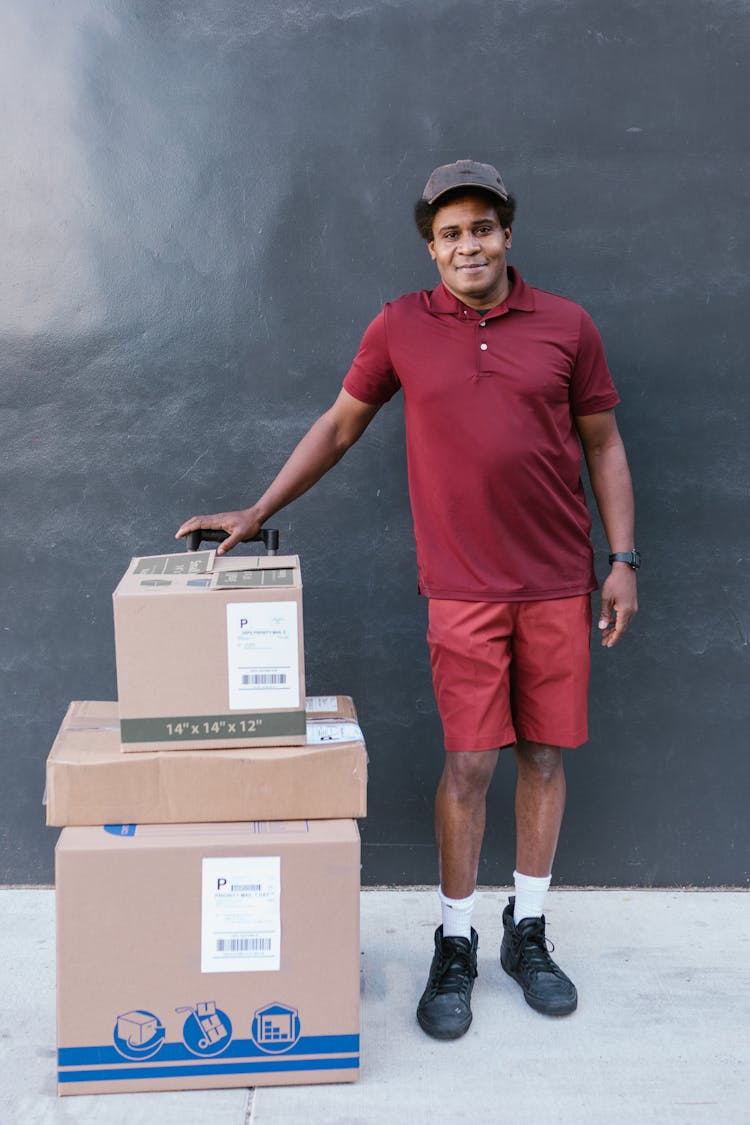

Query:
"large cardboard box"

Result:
[[113, 550, 306, 751], [56, 819, 360, 1095], [45, 698, 367, 825]]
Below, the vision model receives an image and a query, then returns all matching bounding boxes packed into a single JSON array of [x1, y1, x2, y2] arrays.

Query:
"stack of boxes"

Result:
[[46, 545, 366, 1096]]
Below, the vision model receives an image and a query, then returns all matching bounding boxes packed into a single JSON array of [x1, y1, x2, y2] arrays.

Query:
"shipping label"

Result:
[[306, 720, 364, 744], [305, 695, 339, 712], [201, 856, 281, 973], [226, 602, 300, 710]]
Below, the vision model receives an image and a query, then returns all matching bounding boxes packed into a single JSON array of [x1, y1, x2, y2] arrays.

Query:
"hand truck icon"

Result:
[[175, 1000, 229, 1049]]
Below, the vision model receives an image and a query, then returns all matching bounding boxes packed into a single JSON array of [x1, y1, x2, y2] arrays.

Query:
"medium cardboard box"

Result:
[[56, 819, 361, 1095], [113, 550, 306, 751], [45, 698, 367, 825]]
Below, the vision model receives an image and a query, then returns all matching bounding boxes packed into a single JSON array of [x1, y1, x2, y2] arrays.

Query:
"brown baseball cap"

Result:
[[422, 159, 509, 205]]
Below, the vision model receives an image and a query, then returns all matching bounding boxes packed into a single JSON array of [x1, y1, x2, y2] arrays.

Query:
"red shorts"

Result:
[[427, 596, 592, 752]]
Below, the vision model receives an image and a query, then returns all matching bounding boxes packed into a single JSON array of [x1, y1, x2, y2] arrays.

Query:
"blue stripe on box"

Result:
[[58, 1034, 360, 1067], [58, 1055, 359, 1084]]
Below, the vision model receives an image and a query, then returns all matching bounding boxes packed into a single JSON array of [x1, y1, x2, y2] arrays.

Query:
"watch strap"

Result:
[[608, 549, 641, 570]]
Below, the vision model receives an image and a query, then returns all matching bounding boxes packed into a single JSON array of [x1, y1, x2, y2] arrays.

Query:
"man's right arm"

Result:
[[175, 388, 381, 554]]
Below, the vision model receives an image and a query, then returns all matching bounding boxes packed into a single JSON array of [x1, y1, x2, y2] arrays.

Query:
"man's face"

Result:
[[427, 195, 512, 309]]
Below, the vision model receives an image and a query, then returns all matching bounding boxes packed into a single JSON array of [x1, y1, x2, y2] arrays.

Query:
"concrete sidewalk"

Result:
[[3, 888, 748, 1124]]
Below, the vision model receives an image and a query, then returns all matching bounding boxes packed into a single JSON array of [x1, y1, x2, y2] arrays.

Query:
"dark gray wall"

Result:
[[2, 0, 748, 886]]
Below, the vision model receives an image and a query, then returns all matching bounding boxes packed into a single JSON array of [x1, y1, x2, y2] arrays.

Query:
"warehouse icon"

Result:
[[251, 1002, 301, 1053]]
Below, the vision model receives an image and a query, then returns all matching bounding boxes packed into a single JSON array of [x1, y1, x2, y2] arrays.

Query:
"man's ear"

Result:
[[427, 239, 437, 261], [504, 226, 512, 248]]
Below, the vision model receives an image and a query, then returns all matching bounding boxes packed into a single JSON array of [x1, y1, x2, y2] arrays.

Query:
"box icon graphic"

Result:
[[113, 1009, 166, 1059]]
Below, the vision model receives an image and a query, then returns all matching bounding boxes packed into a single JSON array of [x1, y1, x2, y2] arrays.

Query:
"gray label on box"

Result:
[[215, 569, 294, 588], [120, 710, 307, 743], [134, 552, 212, 576], [164, 554, 213, 575]]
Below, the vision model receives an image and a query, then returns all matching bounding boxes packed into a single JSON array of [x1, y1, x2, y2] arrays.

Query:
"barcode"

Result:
[[231, 883, 262, 892], [241, 673, 287, 686], [216, 937, 272, 953]]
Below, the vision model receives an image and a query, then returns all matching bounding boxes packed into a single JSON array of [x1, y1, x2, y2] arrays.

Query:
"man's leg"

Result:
[[514, 739, 565, 879], [420, 598, 515, 1039], [500, 738, 577, 1015], [436, 748, 500, 897], [416, 749, 498, 1040]]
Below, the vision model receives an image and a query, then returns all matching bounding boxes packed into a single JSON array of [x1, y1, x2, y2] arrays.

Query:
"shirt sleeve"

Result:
[[570, 308, 621, 416], [342, 307, 402, 406]]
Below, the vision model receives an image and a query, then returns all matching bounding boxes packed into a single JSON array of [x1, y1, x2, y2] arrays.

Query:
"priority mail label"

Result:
[[201, 857, 281, 973], [226, 602, 300, 711]]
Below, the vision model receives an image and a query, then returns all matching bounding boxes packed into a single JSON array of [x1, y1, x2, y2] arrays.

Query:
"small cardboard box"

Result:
[[45, 698, 367, 825], [113, 550, 306, 751], [56, 819, 360, 1095]]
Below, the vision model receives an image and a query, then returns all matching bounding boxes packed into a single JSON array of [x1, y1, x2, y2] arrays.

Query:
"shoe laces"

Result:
[[513, 918, 564, 978], [429, 939, 477, 998]]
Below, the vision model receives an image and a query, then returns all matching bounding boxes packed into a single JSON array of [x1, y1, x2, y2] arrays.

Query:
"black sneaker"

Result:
[[416, 925, 478, 1039], [500, 896, 577, 1016]]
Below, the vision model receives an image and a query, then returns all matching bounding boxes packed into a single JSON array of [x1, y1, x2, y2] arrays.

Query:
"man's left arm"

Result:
[[576, 409, 638, 648]]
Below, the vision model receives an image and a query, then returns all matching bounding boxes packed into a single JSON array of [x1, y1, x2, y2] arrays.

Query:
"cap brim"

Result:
[[426, 180, 508, 205]]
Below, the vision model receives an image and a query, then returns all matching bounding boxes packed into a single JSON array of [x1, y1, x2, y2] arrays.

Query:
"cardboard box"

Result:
[[56, 819, 360, 1095], [45, 698, 367, 825], [113, 550, 306, 751]]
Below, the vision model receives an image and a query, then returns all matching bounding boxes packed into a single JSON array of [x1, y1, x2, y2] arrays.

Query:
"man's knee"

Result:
[[515, 740, 564, 784], [440, 749, 499, 804]]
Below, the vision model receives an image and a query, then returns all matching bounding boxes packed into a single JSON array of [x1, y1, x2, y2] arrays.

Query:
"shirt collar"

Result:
[[428, 267, 536, 318]]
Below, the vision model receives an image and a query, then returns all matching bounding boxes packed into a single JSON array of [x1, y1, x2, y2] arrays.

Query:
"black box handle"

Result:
[[185, 528, 279, 556]]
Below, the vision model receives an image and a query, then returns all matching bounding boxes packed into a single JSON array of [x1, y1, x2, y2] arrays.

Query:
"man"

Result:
[[177, 159, 638, 1040]]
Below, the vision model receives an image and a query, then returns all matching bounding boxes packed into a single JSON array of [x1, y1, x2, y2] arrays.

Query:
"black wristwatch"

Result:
[[608, 549, 641, 571]]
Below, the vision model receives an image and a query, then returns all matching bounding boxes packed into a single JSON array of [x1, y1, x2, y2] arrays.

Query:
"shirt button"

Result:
[[480, 343, 488, 351], [479, 320, 486, 327]]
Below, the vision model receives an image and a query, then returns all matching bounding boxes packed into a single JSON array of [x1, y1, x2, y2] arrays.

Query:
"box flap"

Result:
[[57, 819, 360, 851], [212, 555, 301, 589], [130, 551, 216, 576], [115, 552, 301, 595], [55, 700, 120, 733]]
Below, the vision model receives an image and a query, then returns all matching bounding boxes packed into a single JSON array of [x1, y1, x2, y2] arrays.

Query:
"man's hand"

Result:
[[175, 509, 262, 555], [598, 565, 638, 647]]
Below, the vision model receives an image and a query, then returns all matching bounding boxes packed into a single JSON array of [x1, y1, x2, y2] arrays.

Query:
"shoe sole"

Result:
[[416, 1010, 473, 1039], [501, 961, 578, 1017]]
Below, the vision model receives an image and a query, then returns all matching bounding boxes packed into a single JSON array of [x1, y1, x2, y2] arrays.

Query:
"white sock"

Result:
[[439, 887, 475, 940], [513, 870, 551, 924]]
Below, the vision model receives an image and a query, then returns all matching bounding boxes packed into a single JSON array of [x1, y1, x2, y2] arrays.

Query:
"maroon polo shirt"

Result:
[[342, 268, 620, 601]]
